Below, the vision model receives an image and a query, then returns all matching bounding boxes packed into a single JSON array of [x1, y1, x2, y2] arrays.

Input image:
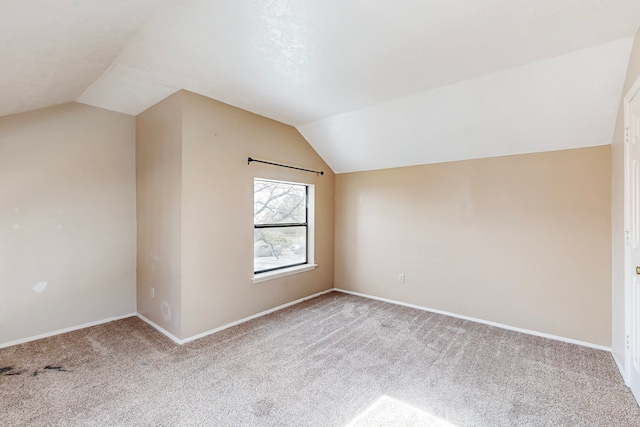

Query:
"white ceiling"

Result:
[[0, 0, 172, 118], [2, 1, 640, 173], [299, 38, 632, 172]]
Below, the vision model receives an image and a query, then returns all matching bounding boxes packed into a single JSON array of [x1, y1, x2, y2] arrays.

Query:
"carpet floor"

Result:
[[1, 291, 639, 426]]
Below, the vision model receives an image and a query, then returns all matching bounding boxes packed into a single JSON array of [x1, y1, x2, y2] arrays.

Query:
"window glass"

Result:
[[254, 179, 308, 274]]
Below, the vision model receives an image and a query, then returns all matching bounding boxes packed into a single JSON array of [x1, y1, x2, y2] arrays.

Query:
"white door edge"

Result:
[[623, 75, 640, 393]]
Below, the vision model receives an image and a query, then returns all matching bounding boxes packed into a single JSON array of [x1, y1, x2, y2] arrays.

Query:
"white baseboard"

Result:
[[2, 288, 612, 355], [135, 313, 183, 344], [334, 288, 612, 352], [612, 350, 628, 385], [0, 312, 137, 349], [138, 288, 335, 345]]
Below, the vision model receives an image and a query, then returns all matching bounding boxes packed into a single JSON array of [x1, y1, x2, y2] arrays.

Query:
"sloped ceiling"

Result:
[[2, 1, 640, 173], [299, 39, 632, 172], [0, 0, 172, 118]]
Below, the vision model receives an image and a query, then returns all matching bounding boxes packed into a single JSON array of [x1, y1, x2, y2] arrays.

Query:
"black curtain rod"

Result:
[[247, 157, 324, 176]]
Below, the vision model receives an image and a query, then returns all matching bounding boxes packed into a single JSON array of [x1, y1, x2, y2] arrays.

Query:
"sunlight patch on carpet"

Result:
[[346, 395, 458, 427]]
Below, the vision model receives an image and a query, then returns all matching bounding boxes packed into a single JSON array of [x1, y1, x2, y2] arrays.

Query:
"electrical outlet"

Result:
[[399, 273, 405, 283], [151, 287, 155, 299]]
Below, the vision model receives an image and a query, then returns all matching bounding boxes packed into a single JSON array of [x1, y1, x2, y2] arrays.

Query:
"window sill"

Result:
[[253, 264, 318, 284]]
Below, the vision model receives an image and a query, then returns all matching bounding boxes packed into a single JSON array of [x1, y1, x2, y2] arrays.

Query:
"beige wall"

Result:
[[180, 91, 334, 338], [335, 146, 611, 346], [136, 92, 183, 338], [612, 28, 640, 364], [0, 103, 136, 346], [136, 90, 335, 340]]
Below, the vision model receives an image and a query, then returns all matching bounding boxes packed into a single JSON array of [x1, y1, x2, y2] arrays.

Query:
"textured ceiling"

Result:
[[0, 0, 173, 118], [3, 1, 640, 172], [299, 38, 632, 172]]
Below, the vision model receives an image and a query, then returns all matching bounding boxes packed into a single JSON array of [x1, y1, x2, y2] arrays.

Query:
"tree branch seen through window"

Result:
[[254, 179, 308, 273]]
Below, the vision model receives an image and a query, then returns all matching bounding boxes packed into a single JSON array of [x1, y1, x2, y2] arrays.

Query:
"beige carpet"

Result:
[[1, 292, 638, 426]]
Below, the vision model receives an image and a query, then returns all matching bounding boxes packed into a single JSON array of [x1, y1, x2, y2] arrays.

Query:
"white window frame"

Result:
[[252, 179, 316, 283]]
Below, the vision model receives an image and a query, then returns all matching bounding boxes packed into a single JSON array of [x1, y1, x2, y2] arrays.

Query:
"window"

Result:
[[254, 179, 310, 274]]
